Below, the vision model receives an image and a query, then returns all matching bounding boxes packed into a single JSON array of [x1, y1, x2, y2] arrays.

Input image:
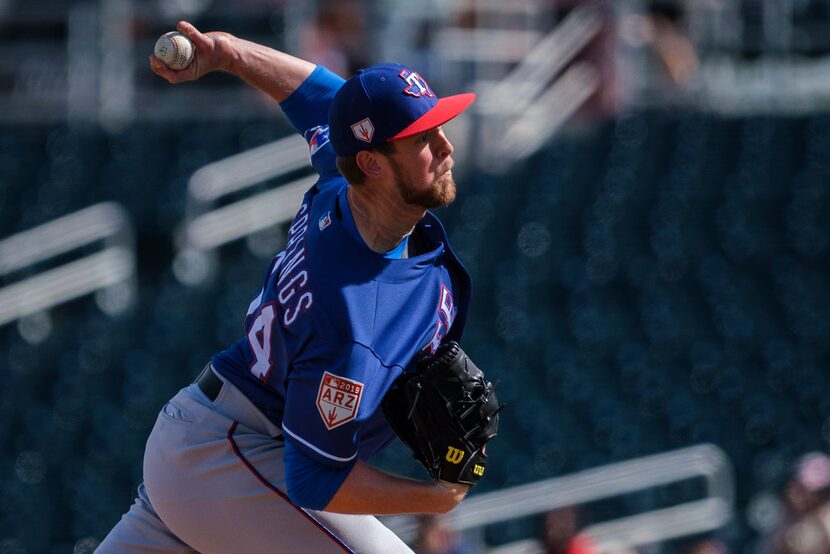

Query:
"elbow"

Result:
[[282, 439, 353, 511], [286, 475, 328, 511], [285, 480, 303, 507], [435, 497, 462, 515]]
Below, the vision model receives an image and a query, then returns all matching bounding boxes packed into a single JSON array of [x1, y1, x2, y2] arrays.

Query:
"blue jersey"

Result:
[[211, 66, 471, 468]]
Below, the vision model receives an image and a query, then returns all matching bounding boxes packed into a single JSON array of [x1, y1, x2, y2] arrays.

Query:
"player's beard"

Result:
[[390, 159, 457, 209]]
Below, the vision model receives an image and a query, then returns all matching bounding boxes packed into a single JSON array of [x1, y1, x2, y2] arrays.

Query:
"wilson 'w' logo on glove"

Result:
[[446, 447, 465, 464], [382, 342, 504, 486]]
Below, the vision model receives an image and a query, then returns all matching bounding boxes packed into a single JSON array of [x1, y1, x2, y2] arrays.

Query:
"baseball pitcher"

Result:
[[98, 21, 500, 554]]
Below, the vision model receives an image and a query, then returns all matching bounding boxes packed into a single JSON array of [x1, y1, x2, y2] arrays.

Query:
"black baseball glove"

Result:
[[382, 342, 503, 486]]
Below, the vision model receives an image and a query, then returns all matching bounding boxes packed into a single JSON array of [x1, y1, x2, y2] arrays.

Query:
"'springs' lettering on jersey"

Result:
[[426, 284, 455, 353], [245, 201, 313, 380], [277, 201, 314, 327]]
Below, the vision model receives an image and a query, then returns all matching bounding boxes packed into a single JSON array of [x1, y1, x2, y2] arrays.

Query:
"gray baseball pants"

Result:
[[97, 366, 413, 554]]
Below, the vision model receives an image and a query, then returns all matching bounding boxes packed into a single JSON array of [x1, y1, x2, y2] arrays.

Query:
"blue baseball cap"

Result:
[[328, 63, 476, 157]]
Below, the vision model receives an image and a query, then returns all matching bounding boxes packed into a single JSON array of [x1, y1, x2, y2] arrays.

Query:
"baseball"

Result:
[[154, 31, 194, 71]]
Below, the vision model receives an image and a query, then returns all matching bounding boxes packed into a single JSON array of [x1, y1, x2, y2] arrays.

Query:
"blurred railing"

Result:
[[174, 134, 313, 285], [0, 0, 302, 125], [477, 5, 603, 171], [382, 444, 734, 552], [5, 1, 830, 123], [0, 202, 136, 329]]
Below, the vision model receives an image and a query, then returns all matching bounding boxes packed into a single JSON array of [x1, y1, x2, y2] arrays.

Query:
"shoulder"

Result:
[[302, 254, 380, 337], [305, 125, 341, 180], [287, 191, 380, 337]]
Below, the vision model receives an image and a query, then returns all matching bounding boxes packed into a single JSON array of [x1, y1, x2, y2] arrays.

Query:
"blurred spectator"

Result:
[[550, 0, 617, 117], [759, 452, 830, 554], [297, 0, 371, 77], [617, 0, 699, 108], [677, 537, 728, 554], [541, 507, 597, 554], [641, 1, 699, 88], [412, 515, 481, 554]]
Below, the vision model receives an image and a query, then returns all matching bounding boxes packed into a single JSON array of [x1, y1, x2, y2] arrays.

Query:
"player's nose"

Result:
[[434, 127, 454, 159]]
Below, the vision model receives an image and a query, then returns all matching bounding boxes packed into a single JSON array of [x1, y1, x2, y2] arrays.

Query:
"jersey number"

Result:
[[247, 303, 276, 380]]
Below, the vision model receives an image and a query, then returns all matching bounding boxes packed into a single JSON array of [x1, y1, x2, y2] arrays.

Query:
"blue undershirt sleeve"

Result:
[[284, 437, 355, 510], [279, 66, 345, 136]]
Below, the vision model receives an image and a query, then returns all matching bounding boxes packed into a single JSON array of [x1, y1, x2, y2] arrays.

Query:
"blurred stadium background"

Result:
[[2, 0, 830, 552]]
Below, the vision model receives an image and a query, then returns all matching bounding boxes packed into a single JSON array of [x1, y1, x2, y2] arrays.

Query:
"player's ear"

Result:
[[355, 150, 386, 180]]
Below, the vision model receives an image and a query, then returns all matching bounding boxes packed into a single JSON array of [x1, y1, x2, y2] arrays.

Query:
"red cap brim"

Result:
[[391, 93, 477, 140]]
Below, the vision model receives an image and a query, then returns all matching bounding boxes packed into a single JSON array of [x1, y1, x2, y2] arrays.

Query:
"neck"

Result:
[[347, 186, 422, 253]]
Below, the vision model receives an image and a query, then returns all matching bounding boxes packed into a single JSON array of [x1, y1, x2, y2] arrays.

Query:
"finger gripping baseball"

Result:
[[382, 342, 503, 486]]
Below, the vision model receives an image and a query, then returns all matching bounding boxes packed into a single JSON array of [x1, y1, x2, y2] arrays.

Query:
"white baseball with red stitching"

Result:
[[154, 31, 194, 71]]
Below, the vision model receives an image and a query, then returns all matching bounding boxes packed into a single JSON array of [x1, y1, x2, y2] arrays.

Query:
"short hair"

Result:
[[336, 141, 397, 186]]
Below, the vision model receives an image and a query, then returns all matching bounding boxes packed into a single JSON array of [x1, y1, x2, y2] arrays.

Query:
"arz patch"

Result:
[[316, 371, 364, 430]]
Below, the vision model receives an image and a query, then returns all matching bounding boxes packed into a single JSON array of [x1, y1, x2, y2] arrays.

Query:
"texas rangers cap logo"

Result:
[[316, 371, 364, 430], [400, 69, 435, 98], [351, 118, 375, 143]]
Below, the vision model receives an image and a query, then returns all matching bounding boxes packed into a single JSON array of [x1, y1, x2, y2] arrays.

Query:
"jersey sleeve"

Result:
[[279, 65, 344, 180], [284, 439, 354, 510], [281, 341, 402, 467]]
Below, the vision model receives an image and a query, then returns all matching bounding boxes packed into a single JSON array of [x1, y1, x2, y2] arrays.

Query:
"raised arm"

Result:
[[149, 20, 316, 104]]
